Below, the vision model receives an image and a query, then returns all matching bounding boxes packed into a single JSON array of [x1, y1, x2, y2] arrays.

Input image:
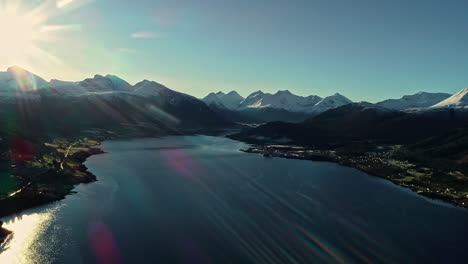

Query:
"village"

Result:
[[241, 144, 468, 208]]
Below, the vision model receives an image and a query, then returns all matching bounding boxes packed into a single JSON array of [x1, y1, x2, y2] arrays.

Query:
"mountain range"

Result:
[[203, 88, 468, 112], [202, 91, 244, 110], [1, 66, 467, 133], [202, 90, 352, 113], [376, 92, 452, 110], [0, 66, 230, 137]]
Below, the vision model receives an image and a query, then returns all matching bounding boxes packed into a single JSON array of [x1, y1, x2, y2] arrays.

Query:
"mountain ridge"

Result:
[[0, 66, 232, 135], [2, 66, 466, 121], [376, 92, 451, 110], [431, 87, 468, 108]]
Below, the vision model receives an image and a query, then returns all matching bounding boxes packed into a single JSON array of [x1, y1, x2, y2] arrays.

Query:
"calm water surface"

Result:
[[0, 136, 467, 263]]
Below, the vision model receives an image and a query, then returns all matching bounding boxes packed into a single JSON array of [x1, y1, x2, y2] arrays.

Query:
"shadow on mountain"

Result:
[[230, 103, 468, 147]]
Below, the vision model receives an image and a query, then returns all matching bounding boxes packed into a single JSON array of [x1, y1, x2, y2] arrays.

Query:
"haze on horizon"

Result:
[[0, 0, 467, 102]]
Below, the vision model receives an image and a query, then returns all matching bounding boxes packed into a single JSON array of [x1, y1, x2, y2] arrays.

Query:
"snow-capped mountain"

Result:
[[0, 66, 49, 97], [202, 92, 224, 107], [0, 66, 135, 97], [431, 87, 468, 108], [202, 91, 244, 110], [0, 67, 214, 109], [238, 90, 324, 112], [311, 93, 353, 113], [376, 92, 451, 110], [133, 80, 207, 108], [80, 74, 134, 92], [133, 80, 169, 96], [48, 75, 134, 97], [0, 66, 230, 131]]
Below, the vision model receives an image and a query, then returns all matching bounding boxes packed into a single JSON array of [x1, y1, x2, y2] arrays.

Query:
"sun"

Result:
[[0, 0, 86, 70], [0, 7, 40, 60]]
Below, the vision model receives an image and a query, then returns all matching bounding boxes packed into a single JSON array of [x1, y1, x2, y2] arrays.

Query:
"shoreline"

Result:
[[0, 221, 12, 244], [0, 131, 211, 221], [0, 140, 106, 220], [240, 146, 468, 209]]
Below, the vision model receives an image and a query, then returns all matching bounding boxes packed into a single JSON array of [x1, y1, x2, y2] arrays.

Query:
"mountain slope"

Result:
[[208, 103, 313, 123], [376, 92, 451, 110], [203, 92, 226, 108], [230, 103, 468, 146], [311, 93, 353, 112], [48, 80, 87, 96], [404, 127, 468, 174], [0, 67, 232, 135], [218, 91, 244, 109], [45, 74, 134, 97], [78, 74, 134, 93], [431, 88, 468, 108], [0, 66, 49, 97]]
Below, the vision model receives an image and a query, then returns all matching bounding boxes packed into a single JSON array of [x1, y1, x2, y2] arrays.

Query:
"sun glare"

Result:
[[0, 9, 39, 59], [0, 0, 85, 69]]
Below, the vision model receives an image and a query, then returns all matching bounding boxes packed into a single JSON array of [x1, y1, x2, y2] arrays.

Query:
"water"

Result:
[[0, 136, 467, 264]]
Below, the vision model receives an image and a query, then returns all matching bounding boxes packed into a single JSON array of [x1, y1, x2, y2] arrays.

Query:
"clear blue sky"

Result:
[[2, 0, 467, 102]]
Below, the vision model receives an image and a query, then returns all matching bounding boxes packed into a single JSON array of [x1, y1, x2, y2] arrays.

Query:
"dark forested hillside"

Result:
[[230, 104, 468, 146]]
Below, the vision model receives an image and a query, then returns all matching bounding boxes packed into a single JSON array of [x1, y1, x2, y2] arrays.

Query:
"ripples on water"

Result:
[[0, 205, 62, 264], [0, 136, 467, 264]]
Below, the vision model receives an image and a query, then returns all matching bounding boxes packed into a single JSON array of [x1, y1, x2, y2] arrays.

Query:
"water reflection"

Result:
[[0, 136, 466, 263], [0, 205, 61, 264]]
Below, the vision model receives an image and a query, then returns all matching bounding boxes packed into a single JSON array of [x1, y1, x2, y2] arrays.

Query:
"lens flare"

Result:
[[0, 0, 84, 69]]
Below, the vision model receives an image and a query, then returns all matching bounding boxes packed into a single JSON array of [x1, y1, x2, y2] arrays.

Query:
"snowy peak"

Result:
[[105, 74, 133, 89], [48, 75, 133, 97], [80, 74, 133, 92], [376, 92, 451, 110], [0, 66, 212, 108], [202, 92, 225, 108], [1, 66, 48, 91], [250, 90, 264, 96], [202, 90, 244, 110], [431, 87, 468, 108], [312, 93, 353, 112], [133, 80, 169, 96], [222, 91, 244, 109]]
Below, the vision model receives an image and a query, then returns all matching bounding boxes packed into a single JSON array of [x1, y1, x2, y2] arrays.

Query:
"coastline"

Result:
[[0, 140, 106, 220], [240, 145, 468, 209], [0, 221, 11, 244], [0, 137, 108, 247], [0, 129, 209, 222]]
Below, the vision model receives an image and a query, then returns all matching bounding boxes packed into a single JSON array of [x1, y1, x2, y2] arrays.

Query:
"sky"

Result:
[[0, 0, 467, 102]]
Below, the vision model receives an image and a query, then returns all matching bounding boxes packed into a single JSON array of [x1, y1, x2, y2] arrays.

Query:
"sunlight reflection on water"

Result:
[[0, 205, 61, 264], [0, 136, 466, 263]]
